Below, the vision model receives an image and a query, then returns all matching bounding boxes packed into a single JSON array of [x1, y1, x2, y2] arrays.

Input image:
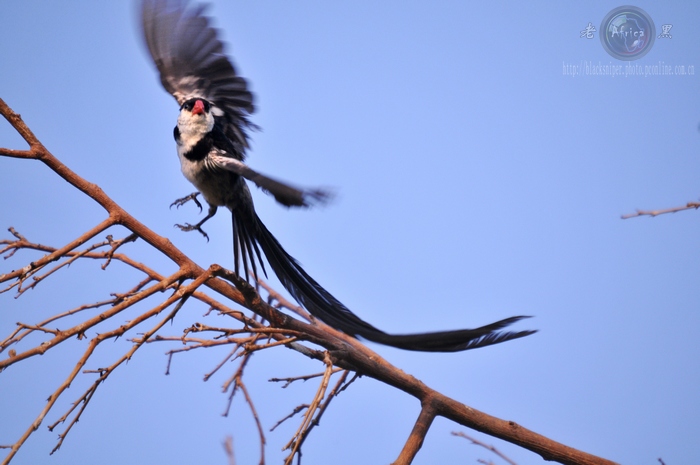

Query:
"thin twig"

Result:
[[621, 201, 700, 219], [282, 352, 335, 465], [270, 368, 344, 389], [270, 405, 310, 432], [452, 431, 518, 465], [223, 436, 236, 465]]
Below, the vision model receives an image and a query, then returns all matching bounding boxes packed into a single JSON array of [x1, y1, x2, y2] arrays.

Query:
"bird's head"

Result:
[[177, 98, 215, 141], [180, 98, 212, 117]]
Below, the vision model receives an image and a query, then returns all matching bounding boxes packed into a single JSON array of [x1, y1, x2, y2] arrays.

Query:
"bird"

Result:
[[139, 0, 536, 352]]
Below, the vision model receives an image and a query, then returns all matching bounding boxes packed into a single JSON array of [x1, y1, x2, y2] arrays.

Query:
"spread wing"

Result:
[[140, 0, 256, 149], [209, 153, 333, 207]]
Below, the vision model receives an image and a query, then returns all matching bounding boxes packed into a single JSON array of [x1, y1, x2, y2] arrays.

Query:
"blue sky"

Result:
[[1, 1, 699, 464]]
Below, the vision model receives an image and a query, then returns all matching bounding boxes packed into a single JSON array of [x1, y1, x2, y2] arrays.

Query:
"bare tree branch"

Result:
[[452, 431, 518, 465], [621, 201, 700, 219], [393, 401, 438, 465], [0, 97, 618, 465]]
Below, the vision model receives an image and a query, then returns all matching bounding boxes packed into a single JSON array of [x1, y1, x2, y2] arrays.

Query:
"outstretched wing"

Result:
[[140, 0, 256, 149], [209, 153, 332, 208]]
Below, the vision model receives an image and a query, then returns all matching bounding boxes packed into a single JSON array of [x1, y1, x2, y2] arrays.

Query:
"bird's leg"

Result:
[[175, 205, 218, 242], [170, 191, 203, 212]]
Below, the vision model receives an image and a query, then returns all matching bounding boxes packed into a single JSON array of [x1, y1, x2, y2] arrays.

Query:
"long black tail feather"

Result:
[[231, 209, 536, 352]]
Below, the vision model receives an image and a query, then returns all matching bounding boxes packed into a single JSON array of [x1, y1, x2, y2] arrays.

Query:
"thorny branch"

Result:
[[0, 97, 619, 465]]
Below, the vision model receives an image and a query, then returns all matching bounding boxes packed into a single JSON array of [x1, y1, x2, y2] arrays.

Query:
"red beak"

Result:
[[192, 99, 205, 115]]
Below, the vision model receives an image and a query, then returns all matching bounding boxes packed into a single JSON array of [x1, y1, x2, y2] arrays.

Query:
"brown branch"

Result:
[[393, 401, 438, 465], [48, 296, 188, 455], [4, 286, 186, 463], [0, 242, 162, 353], [270, 368, 344, 389], [270, 405, 310, 432], [237, 380, 266, 465], [621, 201, 700, 219], [101, 233, 138, 269], [0, 269, 186, 372], [1, 229, 164, 282], [256, 276, 313, 322], [221, 339, 258, 417], [271, 368, 356, 435], [215, 334, 267, 465], [0, 219, 116, 292], [452, 431, 518, 465], [282, 351, 335, 465], [294, 369, 352, 444], [13, 235, 119, 297], [2, 266, 209, 460]]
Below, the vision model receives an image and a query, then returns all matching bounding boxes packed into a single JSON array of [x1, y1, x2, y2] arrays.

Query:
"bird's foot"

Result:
[[170, 192, 203, 212], [174, 222, 210, 242]]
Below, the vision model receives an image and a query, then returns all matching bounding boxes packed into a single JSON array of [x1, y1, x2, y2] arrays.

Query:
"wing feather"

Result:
[[209, 153, 332, 208], [140, 0, 256, 148]]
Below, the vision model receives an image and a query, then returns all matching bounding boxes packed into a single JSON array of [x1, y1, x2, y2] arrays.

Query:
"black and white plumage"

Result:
[[140, 0, 536, 352]]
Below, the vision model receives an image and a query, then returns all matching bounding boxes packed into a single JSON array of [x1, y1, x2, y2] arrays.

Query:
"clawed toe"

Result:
[[170, 192, 203, 212], [174, 222, 210, 242]]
